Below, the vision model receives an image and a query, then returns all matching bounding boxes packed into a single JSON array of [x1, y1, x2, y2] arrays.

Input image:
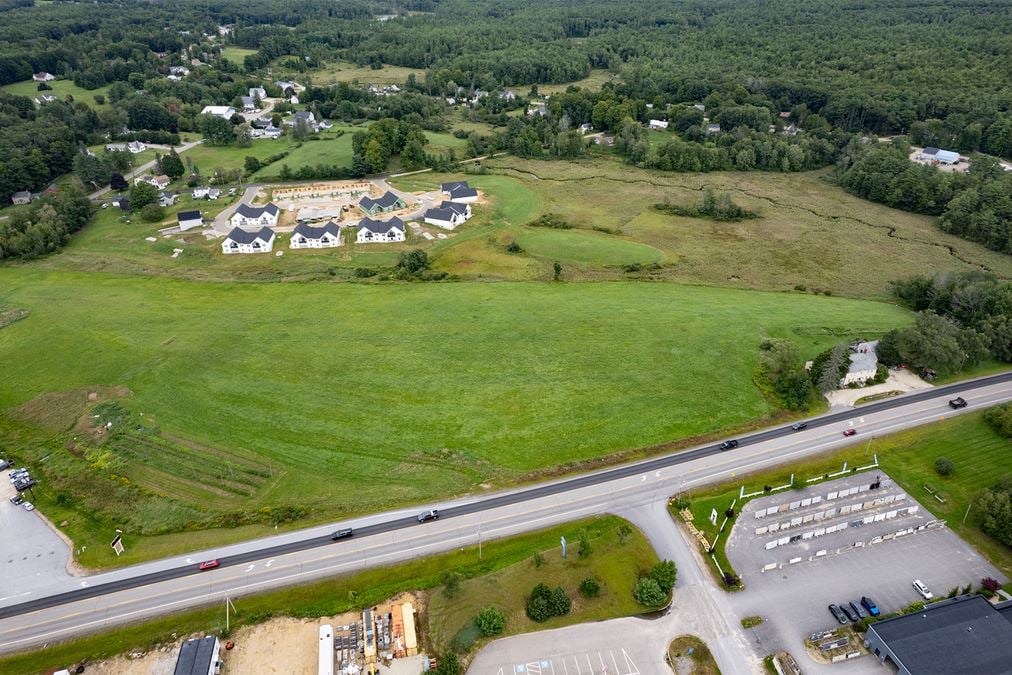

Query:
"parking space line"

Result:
[[561, 655, 569, 675], [573, 655, 582, 675], [610, 649, 620, 674]]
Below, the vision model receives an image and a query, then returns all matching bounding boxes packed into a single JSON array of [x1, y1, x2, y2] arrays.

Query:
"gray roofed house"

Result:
[[173, 636, 220, 675], [358, 191, 406, 215], [241, 96, 255, 110], [864, 595, 1012, 675], [291, 221, 342, 248], [11, 191, 32, 205], [439, 201, 470, 217], [221, 226, 276, 254], [356, 216, 406, 243], [230, 202, 280, 227]]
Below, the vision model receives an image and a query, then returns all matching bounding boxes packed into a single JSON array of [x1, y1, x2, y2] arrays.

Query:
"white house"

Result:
[[578, 123, 593, 134], [648, 119, 669, 130], [285, 111, 316, 129], [527, 104, 547, 117], [35, 94, 57, 105], [192, 187, 221, 200], [221, 226, 275, 254], [126, 140, 146, 154], [134, 174, 171, 190], [169, 66, 190, 77], [241, 96, 256, 111], [842, 340, 879, 386], [11, 191, 32, 205], [274, 81, 297, 94], [290, 221, 342, 249], [230, 202, 280, 228], [440, 181, 478, 203], [919, 147, 960, 165], [249, 87, 267, 100], [33, 72, 55, 82], [177, 210, 203, 231], [706, 123, 721, 134], [201, 105, 235, 119], [424, 201, 471, 230], [356, 217, 405, 244], [159, 192, 179, 207]]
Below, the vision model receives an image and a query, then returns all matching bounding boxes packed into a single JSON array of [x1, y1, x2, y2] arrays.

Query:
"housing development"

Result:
[[0, 1, 1011, 674]]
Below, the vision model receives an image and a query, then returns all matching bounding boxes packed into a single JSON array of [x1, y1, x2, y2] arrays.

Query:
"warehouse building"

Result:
[[173, 636, 221, 675]]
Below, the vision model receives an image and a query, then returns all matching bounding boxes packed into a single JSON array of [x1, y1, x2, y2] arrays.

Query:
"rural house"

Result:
[[424, 201, 471, 230], [172, 636, 221, 675], [358, 191, 406, 216], [286, 111, 317, 130], [169, 66, 190, 77], [440, 181, 478, 203], [177, 210, 203, 231], [275, 81, 297, 95], [356, 217, 405, 244], [241, 96, 256, 111], [10, 191, 32, 205], [918, 147, 960, 165], [648, 119, 669, 130], [192, 187, 221, 200], [230, 203, 280, 228], [706, 123, 721, 134], [221, 226, 275, 254], [249, 87, 267, 100], [32, 72, 55, 82], [159, 192, 179, 207], [200, 105, 235, 119], [35, 94, 57, 105], [135, 174, 171, 190], [290, 221, 342, 249], [842, 340, 879, 386]]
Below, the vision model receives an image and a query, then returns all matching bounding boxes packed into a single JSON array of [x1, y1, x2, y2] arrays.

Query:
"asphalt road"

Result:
[[0, 373, 1009, 654]]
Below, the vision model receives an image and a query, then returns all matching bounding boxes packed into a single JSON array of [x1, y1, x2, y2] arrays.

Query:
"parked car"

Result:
[[9, 469, 28, 482], [22, 502, 34, 512], [850, 601, 868, 619], [948, 397, 967, 409], [828, 604, 848, 624], [13, 478, 36, 491], [790, 422, 808, 431], [843, 429, 857, 437], [417, 509, 439, 523], [9, 494, 24, 505], [861, 596, 881, 616], [0, 459, 10, 471], [330, 528, 353, 540], [840, 603, 859, 622], [198, 559, 220, 571], [913, 579, 934, 600], [719, 439, 739, 450]]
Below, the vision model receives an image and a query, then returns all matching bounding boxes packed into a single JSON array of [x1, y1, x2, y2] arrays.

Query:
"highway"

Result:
[[0, 371, 1009, 654]]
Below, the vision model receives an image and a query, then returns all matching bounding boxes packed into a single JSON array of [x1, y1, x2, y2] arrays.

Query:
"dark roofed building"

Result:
[[441, 181, 478, 203], [864, 595, 1012, 675], [357, 191, 406, 216], [291, 220, 341, 248], [173, 636, 221, 675]]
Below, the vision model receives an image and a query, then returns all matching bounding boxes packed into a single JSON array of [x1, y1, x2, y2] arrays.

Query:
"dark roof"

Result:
[[441, 181, 469, 192], [235, 202, 279, 218], [177, 210, 202, 222], [439, 200, 469, 215], [293, 111, 314, 121], [293, 221, 341, 239], [424, 208, 456, 221], [446, 186, 477, 199], [174, 636, 218, 675], [359, 191, 403, 210], [922, 147, 940, 155], [868, 595, 1012, 675], [225, 226, 274, 244], [997, 599, 1012, 625], [358, 216, 404, 234]]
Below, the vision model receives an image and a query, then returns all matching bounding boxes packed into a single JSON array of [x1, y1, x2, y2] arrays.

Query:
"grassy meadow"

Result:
[[303, 60, 423, 86], [220, 46, 257, 65], [0, 270, 910, 564], [2, 79, 112, 109]]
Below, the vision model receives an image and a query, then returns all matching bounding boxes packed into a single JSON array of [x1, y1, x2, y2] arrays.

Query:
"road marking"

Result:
[[264, 559, 274, 568], [79, 582, 88, 588], [245, 564, 255, 572]]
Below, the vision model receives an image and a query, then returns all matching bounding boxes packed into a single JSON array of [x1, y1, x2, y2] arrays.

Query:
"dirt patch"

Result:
[[82, 646, 178, 675], [0, 307, 28, 329], [8, 386, 131, 433]]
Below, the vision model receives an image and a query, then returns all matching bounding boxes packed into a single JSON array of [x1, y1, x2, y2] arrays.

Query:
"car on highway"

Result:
[[719, 439, 739, 450], [330, 528, 353, 540], [198, 559, 220, 571], [843, 429, 857, 437], [9, 494, 24, 505], [790, 422, 808, 431], [828, 604, 848, 624], [840, 603, 859, 622], [22, 502, 34, 512], [417, 509, 439, 523], [913, 579, 933, 600], [948, 397, 967, 409], [861, 596, 881, 616], [849, 600, 868, 619]]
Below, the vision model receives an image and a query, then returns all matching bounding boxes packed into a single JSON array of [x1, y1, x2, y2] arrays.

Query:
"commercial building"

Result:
[[173, 636, 221, 675]]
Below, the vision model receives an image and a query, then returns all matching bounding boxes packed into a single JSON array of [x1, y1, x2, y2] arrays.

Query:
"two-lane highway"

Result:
[[1, 372, 1009, 653]]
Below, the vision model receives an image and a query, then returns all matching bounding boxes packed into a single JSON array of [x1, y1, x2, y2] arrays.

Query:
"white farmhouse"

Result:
[[356, 217, 405, 244], [290, 221, 342, 249], [33, 72, 55, 82], [249, 87, 267, 100], [177, 210, 203, 231], [221, 226, 275, 254], [842, 340, 879, 386], [440, 181, 478, 203], [648, 119, 669, 130], [200, 105, 236, 119], [423, 201, 471, 230], [230, 203, 280, 228]]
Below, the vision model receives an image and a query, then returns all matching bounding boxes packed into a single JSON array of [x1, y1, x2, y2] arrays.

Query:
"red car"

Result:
[[843, 429, 857, 437], [198, 559, 220, 571]]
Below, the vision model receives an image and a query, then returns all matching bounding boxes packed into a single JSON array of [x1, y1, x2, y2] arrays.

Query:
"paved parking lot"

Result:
[[724, 472, 1006, 674], [0, 478, 74, 598]]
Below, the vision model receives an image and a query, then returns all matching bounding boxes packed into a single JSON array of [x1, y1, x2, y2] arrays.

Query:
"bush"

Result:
[[528, 213, 572, 229], [434, 652, 461, 675], [532, 550, 543, 568], [982, 577, 1001, 593], [475, 606, 506, 636], [506, 240, 523, 254], [577, 529, 592, 558], [139, 203, 164, 222], [441, 571, 461, 598], [633, 577, 666, 607], [579, 577, 600, 597], [934, 457, 955, 477], [649, 560, 677, 593], [526, 583, 570, 622], [548, 586, 571, 616], [353, 267, 377, 278], [984, 403, 1012, 438]]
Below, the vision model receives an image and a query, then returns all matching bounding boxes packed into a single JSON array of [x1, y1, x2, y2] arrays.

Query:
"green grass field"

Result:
[[304, 60, 423, 86], [509, 69, 619, 95], [1, 79, 112, 109], [0, 270, 910, 565], [680, 412, 1012, 582], [220, 46, 257, 65], [517, 227, 666, 266]]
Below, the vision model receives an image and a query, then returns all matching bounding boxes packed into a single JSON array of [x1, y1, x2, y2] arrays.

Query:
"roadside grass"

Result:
[[0, 516, 641, 674], [667, 635, 720, 675], [426, 516, 657, 652], [0, 271, 910, 566], [483, 157, 1012, 298], [220, 46, 257, 65], [677, 411, 1012, 585], [304, 60, 423, 86], [516, 227, 666, 266], [1, 79, 112, 109]]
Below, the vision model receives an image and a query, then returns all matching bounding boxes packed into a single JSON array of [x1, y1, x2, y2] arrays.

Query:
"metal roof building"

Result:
[[864, 595, 1012, 675], [173, 636, 221, 675]]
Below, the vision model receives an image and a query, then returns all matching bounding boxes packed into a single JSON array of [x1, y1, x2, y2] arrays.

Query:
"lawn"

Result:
[[426, 516, 658, 652], [668, 635, 720, 675], [0, 272, 910, 565], [0, 516, 645, 673], [509, 69, 619, 95], [183, 137, 298, 174], [220, 46, 257, 65], [251, 130, 358, 179], [679, 411, 1012, 584], [517, 227, 666, 266], [304, 60, 423, 86], [1, 79, 112, 109]]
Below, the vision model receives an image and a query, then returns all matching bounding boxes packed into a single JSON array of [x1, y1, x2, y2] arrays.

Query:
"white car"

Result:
[[912, 579, 933, 600], [22, 502, 35, 512]]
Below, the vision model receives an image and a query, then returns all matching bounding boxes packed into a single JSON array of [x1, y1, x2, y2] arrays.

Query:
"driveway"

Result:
[[0, 480, 75, 598], [825, 369, 933, 409]]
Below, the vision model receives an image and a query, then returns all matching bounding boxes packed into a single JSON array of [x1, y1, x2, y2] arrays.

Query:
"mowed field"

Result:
[[0, 270, 910, 560], [1, 79, 112, 109], [304, 60, 424, 86]]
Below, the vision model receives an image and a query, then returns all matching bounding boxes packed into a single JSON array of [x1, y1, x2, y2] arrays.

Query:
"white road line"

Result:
[[610, 649, 619, 674]]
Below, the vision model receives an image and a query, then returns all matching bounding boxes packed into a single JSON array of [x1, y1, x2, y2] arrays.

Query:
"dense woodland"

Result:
[[0, 0, 1010, 256]]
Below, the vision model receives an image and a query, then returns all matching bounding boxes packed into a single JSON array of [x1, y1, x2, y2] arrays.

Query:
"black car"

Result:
[[840, 604, 859, 622], [330, 528, 353, 540], [719, 440, 739, 451], [9, 494, 24, 505], [850, 601, 868, 619], [861, 596, 881, 617], [828, 604, 848, 624], [948, 397, 968, 409], [417, 509, 440, 523], [790, 422, 808, 431]]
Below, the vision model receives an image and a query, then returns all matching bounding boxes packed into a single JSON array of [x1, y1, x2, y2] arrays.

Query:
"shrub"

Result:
[[633, 577, 666, 607], [353, 267, 377, 278], [984, 403, 1012, 438], [475, 606, 506, 636], [528, 213, 572, 229], [434, 652, 461, 675], [532, 550, 543, 568], [577, 529, 592, 558], [547, 586, 571, 616], [982, 577, 1001, 593], [441, 571, 461, 598], [526, 583, 570, 621], [617, 522, 633, 544], [506, 240, 523, 254], [649, 560, 677, 593], [139, 203, 164, 222], [579, 577, 600, 597], [934, 457, 955, 477]]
